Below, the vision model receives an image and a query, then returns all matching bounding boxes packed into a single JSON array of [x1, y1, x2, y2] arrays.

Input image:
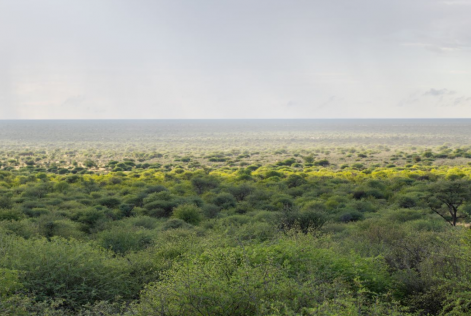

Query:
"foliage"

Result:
[[172, 204, 203, 225], [1, 145, 471, 314]]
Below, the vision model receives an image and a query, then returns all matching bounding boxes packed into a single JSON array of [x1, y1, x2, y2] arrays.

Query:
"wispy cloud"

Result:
[[399, 88, 471, 107], [423, 88, 456, 97], [62, 95, 86, 108], [401, 42, 469, 53], [316, 96, 344, 110], [441, 0, 471, 5]]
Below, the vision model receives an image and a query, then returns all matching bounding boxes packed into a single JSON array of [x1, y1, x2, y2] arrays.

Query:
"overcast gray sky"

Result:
[[1, 0, 471, 119]]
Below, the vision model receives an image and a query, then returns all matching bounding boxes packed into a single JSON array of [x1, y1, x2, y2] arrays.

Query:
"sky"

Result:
[[1, 0, 471, 119]]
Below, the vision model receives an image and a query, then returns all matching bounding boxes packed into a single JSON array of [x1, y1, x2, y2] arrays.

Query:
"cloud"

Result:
[[401, 42, 469, 53], [423, 88, 456, 97], [62, 95, 86, 108], [399, 88, 471, 107], [441, 0, 471, 5], [316, 96, 345, 110]]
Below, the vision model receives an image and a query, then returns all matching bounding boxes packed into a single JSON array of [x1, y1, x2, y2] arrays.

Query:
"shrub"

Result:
[[285, 174, 307, 188], [97, 227, 154, 255], [172, 204, 203, 225], [144, 200, 176, 218], [0, 268, 23, 297], [98, 197, 121, 208], [0, 208, 24, 221], [213, 193, 237, 210], [0, 196, 13, 209], [0, 234, 139, 308], [162, 219, 193, 231], [339, 210, 364, 223], [353, 190, 367, 200], [386, 209, 423, 223], [145, 185, 168, 194], [397, 195, 417, 208], [314, 159, 330, 167], [135, 237, 391, 316], [128, 216, 159, 230], [202, 204, 221, 218], [279, 209, 326, 234], [72, 207, 105, 232], [265, 170, 282, 178], [273, 195, 295, 210]]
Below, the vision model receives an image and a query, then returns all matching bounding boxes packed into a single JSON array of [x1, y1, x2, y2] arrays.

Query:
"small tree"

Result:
[[191, 176, 219, 194], [302, 155, 315, 164], [425, 180, 471, 226]]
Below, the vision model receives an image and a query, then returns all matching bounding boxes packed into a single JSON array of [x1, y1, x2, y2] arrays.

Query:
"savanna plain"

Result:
[[2, 119, 471, 315]]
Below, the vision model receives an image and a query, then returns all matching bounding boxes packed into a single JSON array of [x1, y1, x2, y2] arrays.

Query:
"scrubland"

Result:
[[2, 120, 471, 315]]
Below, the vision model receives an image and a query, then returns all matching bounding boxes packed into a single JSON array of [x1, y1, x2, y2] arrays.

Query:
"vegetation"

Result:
[[3, 133, 471, 314]]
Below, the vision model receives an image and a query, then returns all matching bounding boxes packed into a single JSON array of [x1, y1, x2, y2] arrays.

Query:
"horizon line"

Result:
[[1, 118, 471, 121]]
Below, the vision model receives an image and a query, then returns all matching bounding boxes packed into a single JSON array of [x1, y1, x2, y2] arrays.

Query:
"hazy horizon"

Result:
[[2, 119, 471, 149]]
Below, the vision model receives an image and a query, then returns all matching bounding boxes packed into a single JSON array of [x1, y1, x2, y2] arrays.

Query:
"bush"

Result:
[[128, 216, 159, 230], [386, 209, 423, 223], [0, 268, 23, 297], [285, 174, 307, 188], [172, 204, 203, 225], [0, 196, 13, 209], [202, 204, 220, 218], [97, 227, 154, 255], [145, 185, 168, 194], [279, 209, 326, 234], [339, 210, 364, 223], [314, 159, 330, 167], [135, 237, 391, 316], [213, 193, 237, 210], [273, 195, 295, 210], [162, 218, 193, 231], [98, 197, 121, 208], [0, 208, 24, 221], [72, 207, 105, 229], [144, 200, 177, 218], [0, 234, 139, 308]]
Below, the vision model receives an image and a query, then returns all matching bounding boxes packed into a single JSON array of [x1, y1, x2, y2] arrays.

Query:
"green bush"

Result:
[[135, 236, 391, 316], [0, 234, 139, 308], [172, 204, 203, 225], [213, 193, 237, 210], [279, 209, 326, 234], [96, 226, 154, 255], [98, 197, 121, 208], [0, 268, 23, 297], [202, 203, 220, 218], [162, 218, 193, 231], [0, 208, 24, 221]]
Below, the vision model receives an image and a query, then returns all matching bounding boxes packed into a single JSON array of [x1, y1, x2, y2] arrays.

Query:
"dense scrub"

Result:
[[2, 147, 471, 315]]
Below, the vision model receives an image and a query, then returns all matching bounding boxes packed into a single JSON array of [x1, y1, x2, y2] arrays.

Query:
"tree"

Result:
[[191, 176, 219, 194], [82, 179, 100, 194], [83, 159, 97, 168], [227, 184, 254, 201], [425, 180, 471, 226], [315, 159, 330, 167], [302, 155, 315, 164], [285, 174, 307, 188]]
